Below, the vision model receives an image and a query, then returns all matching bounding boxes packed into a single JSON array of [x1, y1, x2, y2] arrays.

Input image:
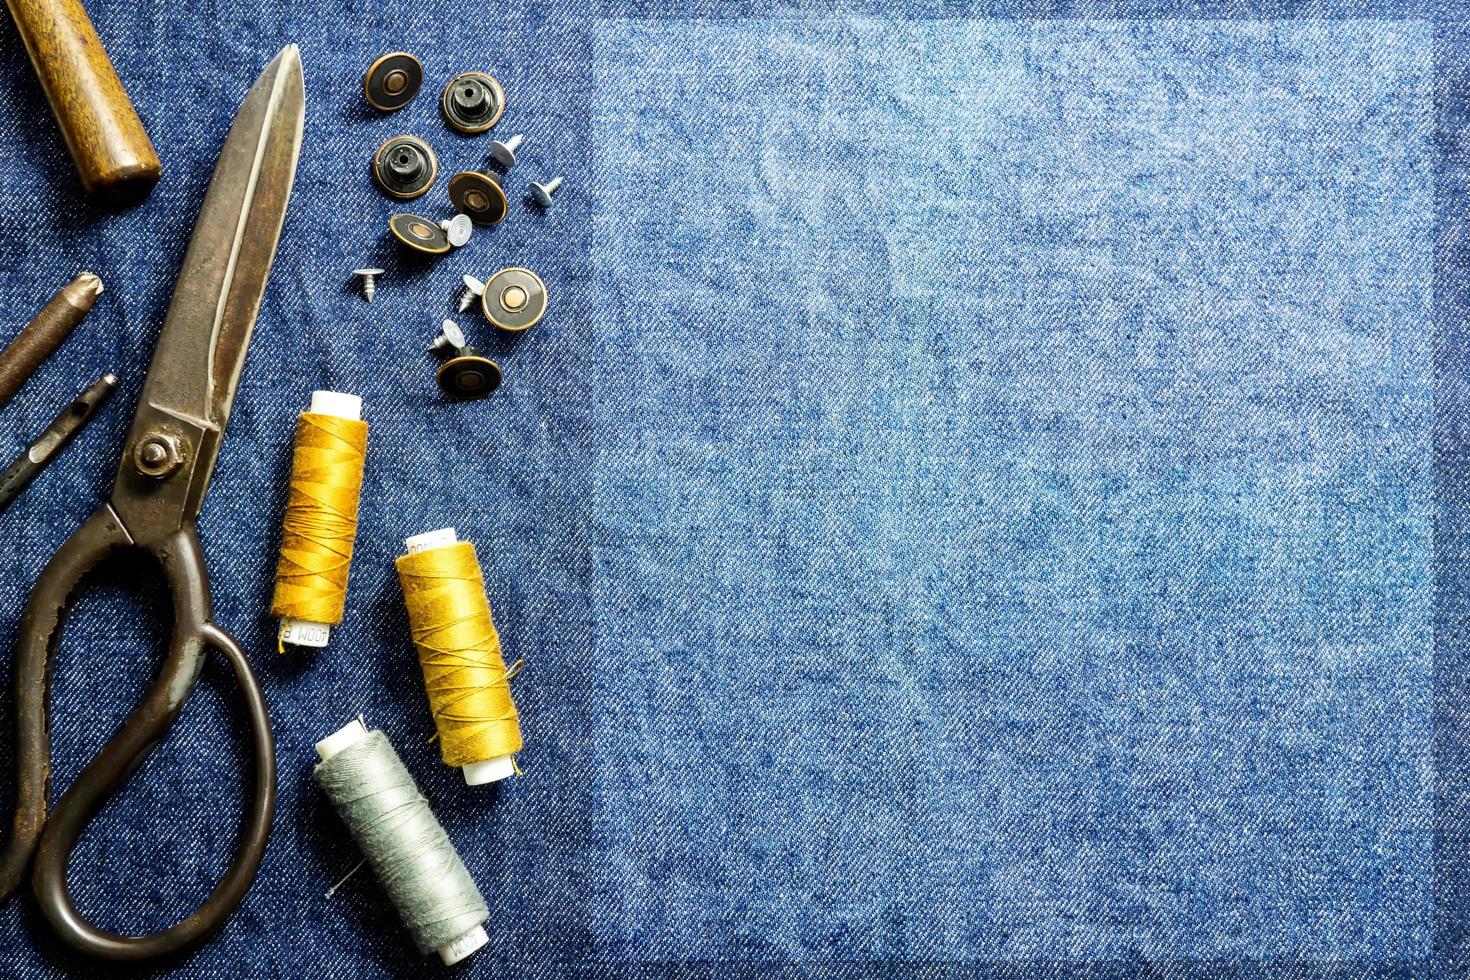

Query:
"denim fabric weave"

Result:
[[0, 2, 1457, 978]]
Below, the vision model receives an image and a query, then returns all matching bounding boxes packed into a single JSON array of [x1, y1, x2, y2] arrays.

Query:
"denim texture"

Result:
[[0, 2, 1457, 978]]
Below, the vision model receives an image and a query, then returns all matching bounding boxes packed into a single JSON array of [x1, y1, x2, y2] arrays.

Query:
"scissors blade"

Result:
[[132, 45, 304, 471]]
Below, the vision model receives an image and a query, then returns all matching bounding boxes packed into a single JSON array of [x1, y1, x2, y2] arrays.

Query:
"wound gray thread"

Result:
[[314, 728, 488, 954]]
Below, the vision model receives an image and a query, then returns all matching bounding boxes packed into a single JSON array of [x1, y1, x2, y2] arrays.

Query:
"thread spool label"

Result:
[[280, 619, 330, 648], [440, 925, 489, 964]]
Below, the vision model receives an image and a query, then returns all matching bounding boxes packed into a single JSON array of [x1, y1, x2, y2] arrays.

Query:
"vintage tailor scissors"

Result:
[[0, 46, 304, 960]]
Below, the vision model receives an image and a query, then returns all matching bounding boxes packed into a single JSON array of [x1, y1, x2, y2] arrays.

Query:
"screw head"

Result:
[[132, 432, 185, 480], [352, 268, 384, 301], [440, 214, 474, 248], [489, 134, 523, 168], [529, 177, 562, 209], [429, 318, 468, 353], [458, 274, 487, 311]]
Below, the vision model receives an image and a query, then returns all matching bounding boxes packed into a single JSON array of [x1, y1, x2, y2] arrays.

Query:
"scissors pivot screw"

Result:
[[457, 274, 485, 312], [529, 176, 563, 209], [489, 133, 524, 169], [132, 432, 185, 480]]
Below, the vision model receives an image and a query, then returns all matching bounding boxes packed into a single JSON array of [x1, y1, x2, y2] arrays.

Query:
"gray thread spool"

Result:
[[314, 719, 489, 964]]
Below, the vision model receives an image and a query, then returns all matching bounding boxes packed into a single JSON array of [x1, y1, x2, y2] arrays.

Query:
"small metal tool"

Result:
[[457, 274, 485, 312], [440, 71, 504, 134], [0, 46, 301, 961], [389, 214, 452, 256], [529, 176, 563, 209], [363, 52, 423, 112], [0, 373, 117, 512], [448, 169, 508, 226], [372, 135, 437, 199], [482, 267, 548, 332], [489, 133, 524, 168], [0, 273, 104, 409], [430, 319, 501, 399], [352, 268, 384, 302]]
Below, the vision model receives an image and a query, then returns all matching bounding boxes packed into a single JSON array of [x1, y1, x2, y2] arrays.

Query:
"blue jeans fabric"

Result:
[[0, 2, 1457, 978]]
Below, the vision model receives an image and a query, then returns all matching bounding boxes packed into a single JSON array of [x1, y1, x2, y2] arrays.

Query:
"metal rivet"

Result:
[[489, 134, 525, 168], [389, 213, 453, 256], [428, 318, 469, 353], [373, 135, 438, 199], [529, 176, 563, 209], [364, 52, 424, 112], [429, 319, 502, 399], [481, 267, 548, 332], [447, 170, 508, 226], [457, 274, 486, 312], [352, 268, 384, 302], [440, 72, 506, 134]]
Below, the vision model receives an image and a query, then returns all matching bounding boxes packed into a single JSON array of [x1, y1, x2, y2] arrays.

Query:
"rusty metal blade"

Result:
[[138, 45, 304, 436]]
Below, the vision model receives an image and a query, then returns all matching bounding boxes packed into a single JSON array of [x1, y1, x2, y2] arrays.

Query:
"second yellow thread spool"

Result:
[[271, 391, 368, 649], [396, 528, 523, 785]]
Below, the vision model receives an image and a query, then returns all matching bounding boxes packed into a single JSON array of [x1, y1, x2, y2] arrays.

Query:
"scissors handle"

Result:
[[0, 504, 275, 960]]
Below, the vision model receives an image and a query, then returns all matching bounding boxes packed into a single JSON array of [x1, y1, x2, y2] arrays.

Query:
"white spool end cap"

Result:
[[404, 527, 458, 554], [439, 924, 488, 965], [462, 755, 515, 785], [279, 618, 331, 648], [309, 390, 362, 420], [315, 719, 369, 762]]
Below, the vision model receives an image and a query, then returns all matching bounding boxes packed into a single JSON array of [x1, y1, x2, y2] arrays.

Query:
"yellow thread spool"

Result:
[[396, 528, 522, 784], [271, 391, 369, 649]]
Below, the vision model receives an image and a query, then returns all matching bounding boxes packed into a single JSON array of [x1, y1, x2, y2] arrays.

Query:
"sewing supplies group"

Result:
[[354, 50, 554, 401], [0, 22, 550, 968]]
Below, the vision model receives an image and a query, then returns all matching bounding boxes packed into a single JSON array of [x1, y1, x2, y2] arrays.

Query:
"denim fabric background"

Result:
[[0, 1, 1461, 977]]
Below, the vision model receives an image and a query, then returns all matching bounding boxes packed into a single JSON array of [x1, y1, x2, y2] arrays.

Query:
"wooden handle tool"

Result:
[[6, 0, 161, 199]]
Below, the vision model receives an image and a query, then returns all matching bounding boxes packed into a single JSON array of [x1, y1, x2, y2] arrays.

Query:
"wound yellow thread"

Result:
[[395, 538, 523, 773], [270, 406, 368, 638]]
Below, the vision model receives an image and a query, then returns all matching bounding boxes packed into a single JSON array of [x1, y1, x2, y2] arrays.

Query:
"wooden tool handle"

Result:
[[6, 0, 161, 199]]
